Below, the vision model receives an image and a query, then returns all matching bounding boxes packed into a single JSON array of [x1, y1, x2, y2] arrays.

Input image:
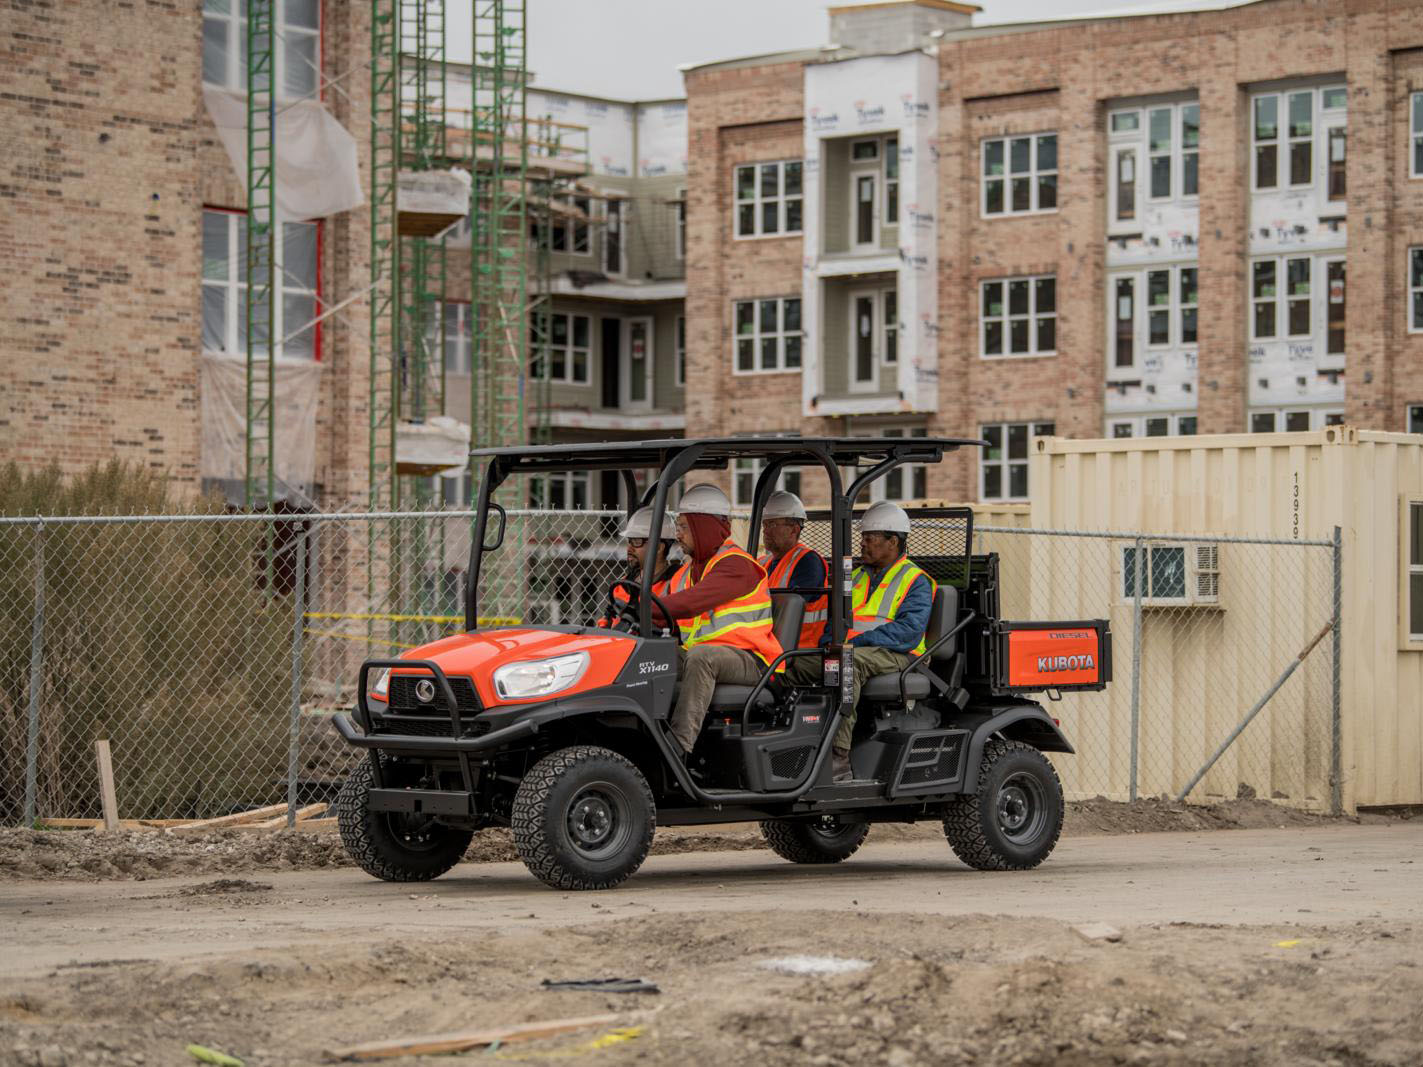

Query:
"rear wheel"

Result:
[[943, 739, 1063, 871], [760, 815, 869, 864], [336, 755, 474, 882], [511, 745, 656, 891]]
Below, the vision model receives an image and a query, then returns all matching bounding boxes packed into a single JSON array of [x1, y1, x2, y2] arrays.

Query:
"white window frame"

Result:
[[603, 200, 626, 276], [1322, 254, 1346, 367], [1409, 247, 1423, 334], [1412, 93, 1423, 179], [439, 300, 473, 375], [733, 160, 804, 239], [547, 195, 591, 256], [1106, 265, 1198, 381], [201, 208, 320, 362], [733, 297, 802, 375], [848, 287, 897, 392], [1250, 254, 1315, 342], [884, 136, 899, 227], [1119, 542, 1219, 607], [1408, 404, 1423, 434], [1106, 413, 1198, 439], [980, 421, 1055, 502], [850, 171, 879, 249], [980, 275, 1057, 359], [440, 468, 472, 509], [674, 188, 686, 260], [530, 311, 592, 386], [858, 426, 927, 503], [1251, 85, 1345, 193], [1108, 100, 1199, 232], [202, 0, 322, 101], [981, 133, 1058, 218], [1248, 408, 1345, 433], [621, 316, 654, 410], [675, 315, 686, 388], [732, 457, 800, 508], [529, 471, 592, 510]]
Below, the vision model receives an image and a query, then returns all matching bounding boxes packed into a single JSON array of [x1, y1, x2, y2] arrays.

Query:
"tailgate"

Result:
[[990, 619, 1112, 695]]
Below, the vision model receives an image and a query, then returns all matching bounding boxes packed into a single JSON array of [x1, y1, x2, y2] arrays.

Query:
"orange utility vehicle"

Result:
[[333, 437, 1111, 890]]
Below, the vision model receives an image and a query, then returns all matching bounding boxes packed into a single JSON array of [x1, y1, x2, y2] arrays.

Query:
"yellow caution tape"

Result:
[[1274, 939, 1302, 948], [492, 1025, 644, 1060], [302, 627, 422, 650], [304, 611, 521, 625]]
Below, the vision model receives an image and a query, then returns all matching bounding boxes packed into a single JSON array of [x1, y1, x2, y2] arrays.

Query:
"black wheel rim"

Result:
[[566, 780, 633, 857], [996, 771, 1048, 844], [382, 813, 444, 852], [808, 814, 852, 840]]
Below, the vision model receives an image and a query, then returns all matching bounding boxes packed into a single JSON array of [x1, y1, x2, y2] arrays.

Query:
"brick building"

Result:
[[682, 0, 1423, 503]]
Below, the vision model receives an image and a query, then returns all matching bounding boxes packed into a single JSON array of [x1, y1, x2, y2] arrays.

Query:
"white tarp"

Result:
[[637, 101, 688, 177], [800, 52, 939, 417], [200, 353, 324, 504], [396, 415, 471, 476], [397, 167, 471, 216], [203, 87, 363, 221], [529, 89, 636, 177]]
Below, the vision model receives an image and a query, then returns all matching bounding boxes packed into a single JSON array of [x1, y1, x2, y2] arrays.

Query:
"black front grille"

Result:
[[371, 715, 492, 738], [387, 675, 480, 714]]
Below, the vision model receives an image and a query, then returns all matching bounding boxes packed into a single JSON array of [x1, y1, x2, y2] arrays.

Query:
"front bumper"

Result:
[[333, 711, 536, 754]]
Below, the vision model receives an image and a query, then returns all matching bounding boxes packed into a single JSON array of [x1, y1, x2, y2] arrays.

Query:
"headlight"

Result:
[[372, 668, 391, 696], [492, 652, 589, 700]]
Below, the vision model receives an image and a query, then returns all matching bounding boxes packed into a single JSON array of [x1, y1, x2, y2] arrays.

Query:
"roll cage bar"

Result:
[[464, 436, 985, 641]]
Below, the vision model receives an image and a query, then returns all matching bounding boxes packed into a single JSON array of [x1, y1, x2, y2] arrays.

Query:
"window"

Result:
[[1249, 408, 1344, 432], [981, 421, 1054, 501], [1251, 255, 1313, 340], [541, 195, 591, 255], [732, 458, 800, 508], [1409, 405, 1423, 434], [1106, 413, 1198, 438], [885, 137, 899, 225], [734, 160, 803, 238], [201, 209, 320, 360], [1252, 86, 1344, 191], [440, 302, 473, 374], [849, 289, 897, 390], [1410, 247, 1423, 333], [1109, 101, 1198, 226], [1107, 266, 1195, 377], [203, 0, 321, 100], [982, 134, 1057, 216], [1413, 93, 1423, 178], [440, 468, 472, 508], [1325, 258, 1345, 357], [854, 173, 877, 246], [674, 189, 686, 260], [604, 200, 624, 275], [529, 312, 591, 385], [981, 275, 1056, 357], [734, 297, 802, 374], [529, 472, 591, 510], [1410, 502, 1423, 640], [1121, 543, 1219, 605], [675, 315, 686, 387], [878, 427, 926, 502]]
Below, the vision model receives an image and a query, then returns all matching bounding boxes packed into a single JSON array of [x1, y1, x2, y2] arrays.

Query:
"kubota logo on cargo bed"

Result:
[[1037, 654, 1096, 673]]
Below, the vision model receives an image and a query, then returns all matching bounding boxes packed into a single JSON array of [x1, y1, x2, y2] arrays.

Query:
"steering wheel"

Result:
[[607, 579, 683, 645]]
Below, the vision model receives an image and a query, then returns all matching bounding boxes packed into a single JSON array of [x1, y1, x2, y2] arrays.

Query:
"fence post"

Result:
[[23, 520, 45, 828], [287, 526, 307, 827], [1129, 536, 1144, 802], [1330, 525, 1342, 816]]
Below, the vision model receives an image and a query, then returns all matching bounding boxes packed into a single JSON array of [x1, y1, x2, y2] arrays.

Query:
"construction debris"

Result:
[[166, 804, 292, 833], [541, 977, 660, 995], [323, 1013, 619, 1062]]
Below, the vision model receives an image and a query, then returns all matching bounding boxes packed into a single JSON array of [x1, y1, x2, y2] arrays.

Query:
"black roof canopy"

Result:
[[469, 436, 987, 473]]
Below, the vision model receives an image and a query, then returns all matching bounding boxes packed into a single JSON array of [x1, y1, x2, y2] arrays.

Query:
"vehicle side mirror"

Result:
[[483, 502, 507, 551]]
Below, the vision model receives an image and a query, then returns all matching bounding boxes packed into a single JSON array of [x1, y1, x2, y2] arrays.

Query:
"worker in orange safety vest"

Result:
[[757, 490, 828, 648]]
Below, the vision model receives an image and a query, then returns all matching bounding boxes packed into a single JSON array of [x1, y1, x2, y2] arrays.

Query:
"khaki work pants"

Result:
[[787, 646, 912, 751], [670, 645, 767, 753]]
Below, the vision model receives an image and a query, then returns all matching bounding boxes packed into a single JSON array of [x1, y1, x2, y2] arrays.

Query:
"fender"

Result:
[[959, 702, 1074, 792]]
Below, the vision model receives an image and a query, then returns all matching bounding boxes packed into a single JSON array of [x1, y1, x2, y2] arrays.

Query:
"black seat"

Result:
[[707, 593, 804, 712], [859, 585, 960, 703]]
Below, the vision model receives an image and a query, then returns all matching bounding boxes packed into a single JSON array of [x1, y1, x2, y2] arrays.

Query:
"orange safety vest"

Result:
[[845, 555, 936, 656], [758, 543, 828, 648], [603, 562, 689, 636], [683, 540, 785, 670]]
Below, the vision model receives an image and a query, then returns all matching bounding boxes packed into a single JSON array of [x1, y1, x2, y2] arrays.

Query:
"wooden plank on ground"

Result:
[[167, 802, 289, 833], [36, 818, 190, 830], [94, 740, 119, 831], [296, 817, 338, 832], [324, 1013, 619, 1062], [242, 804, 329, 830]]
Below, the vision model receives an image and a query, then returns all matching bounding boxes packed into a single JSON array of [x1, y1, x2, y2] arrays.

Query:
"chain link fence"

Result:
[[0, 508, 1340, 824]]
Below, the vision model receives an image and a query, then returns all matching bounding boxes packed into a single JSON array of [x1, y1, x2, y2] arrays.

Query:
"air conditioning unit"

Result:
[[1120, 542, 1220, 606]]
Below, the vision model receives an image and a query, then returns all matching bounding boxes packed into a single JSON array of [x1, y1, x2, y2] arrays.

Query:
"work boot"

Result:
[[831, 747, 852, 783]]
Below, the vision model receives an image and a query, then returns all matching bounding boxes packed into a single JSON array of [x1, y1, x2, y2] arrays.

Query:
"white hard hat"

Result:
[[679, 483, 732, 518], [861, 500, 911, 536], [763, 490, 807, 521], [622, 506, 675, 541]]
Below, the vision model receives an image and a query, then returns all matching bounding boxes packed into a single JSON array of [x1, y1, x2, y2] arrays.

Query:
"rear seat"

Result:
[[858, 584, 961, 703], [706, 593, 804, 712]]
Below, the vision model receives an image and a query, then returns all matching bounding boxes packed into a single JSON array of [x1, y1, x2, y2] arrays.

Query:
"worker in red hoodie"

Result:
[[652, 484, 784, 756]]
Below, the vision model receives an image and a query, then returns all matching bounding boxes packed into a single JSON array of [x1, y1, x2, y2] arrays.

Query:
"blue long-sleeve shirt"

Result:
[[848, 563, 933, 653]]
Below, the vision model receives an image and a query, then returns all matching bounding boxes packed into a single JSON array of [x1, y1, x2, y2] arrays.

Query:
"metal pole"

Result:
[[23, 521, 45, 828], [1177, 619, 1334, 803], [1330, 525, 1343, 816], [1129, 536, 1144, 802], [287, 527, 307, 827]]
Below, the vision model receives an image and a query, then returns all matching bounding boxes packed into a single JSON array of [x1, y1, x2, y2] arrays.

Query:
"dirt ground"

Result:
[[1, 807, 1419, 1067], [0, 795, 1395, 883]]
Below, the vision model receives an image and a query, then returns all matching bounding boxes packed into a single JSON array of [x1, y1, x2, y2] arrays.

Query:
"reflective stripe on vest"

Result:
[[665, 562, 694, 640], [685, 541, 784, 669], [607, 565, 687, 636], [759, 542, 828, 647], [847, 555, 936, 656]]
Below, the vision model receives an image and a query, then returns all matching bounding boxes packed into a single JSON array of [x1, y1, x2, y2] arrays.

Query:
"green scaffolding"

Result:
[[244, 0, 277, 512]]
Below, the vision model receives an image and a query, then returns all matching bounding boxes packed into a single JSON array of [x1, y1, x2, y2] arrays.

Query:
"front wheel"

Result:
[[942, 739, 1063, 871], [761, 815, 869, 864], [511, 745, 656, 890], [336, 755, 475, 882]]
